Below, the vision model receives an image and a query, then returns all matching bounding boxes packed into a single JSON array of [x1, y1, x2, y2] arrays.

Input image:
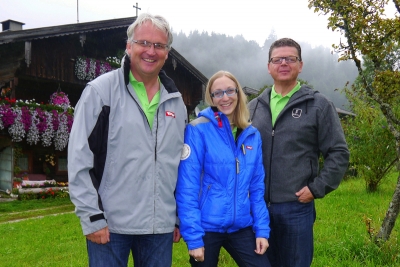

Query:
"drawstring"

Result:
[[214, 112, 222, 128]]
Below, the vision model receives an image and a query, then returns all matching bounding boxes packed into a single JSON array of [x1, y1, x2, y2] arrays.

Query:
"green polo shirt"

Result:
[[129, 72, 160, 129], [270, 82, 301, 126], [232, 126, 237, 139]]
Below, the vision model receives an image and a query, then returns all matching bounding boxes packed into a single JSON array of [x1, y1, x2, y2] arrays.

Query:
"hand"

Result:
[[295, 186, 314, 203], [86, 226, 110, 244], [189, 247, 205, 262], [173, 227, 181, 243], [254, 237, 269, 255]]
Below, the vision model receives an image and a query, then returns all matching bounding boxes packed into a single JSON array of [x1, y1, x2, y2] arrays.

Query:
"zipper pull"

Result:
[[214, 112, 222, 128], [272, 129, 275, 137], [241, 144, 246, 155], [236, 158, 240, 174]]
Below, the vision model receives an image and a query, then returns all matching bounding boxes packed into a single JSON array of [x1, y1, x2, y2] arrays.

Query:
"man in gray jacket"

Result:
[[68, 13, 186, 267], [248, 38, 349, 267]]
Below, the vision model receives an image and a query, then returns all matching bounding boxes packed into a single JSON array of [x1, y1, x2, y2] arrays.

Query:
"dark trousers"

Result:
[[87, 232, 173, 267], [190, 227, 271, 267], [267, 201, 316, 267]]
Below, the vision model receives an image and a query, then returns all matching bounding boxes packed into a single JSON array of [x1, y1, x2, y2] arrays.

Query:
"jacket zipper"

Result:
[[154, 109, 159, 161], [153, 107, 161, 232], [125, 83, 163, 232], [268, 129, 274, 207], [200, 185, 211, 210], [257, 89, 314, 206]]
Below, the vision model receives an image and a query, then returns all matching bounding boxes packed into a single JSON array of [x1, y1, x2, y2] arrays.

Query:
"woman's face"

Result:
[[210, 76, 238, 122]]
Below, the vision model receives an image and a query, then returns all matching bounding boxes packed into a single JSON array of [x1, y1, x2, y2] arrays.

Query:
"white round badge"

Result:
[[181, 144, 191, 160]]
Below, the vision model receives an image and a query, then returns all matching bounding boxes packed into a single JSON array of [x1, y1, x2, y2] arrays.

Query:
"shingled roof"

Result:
[[0, 16, 207, 85]]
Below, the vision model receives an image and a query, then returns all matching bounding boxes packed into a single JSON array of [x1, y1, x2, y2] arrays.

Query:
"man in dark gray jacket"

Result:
[[68, 13, 186, 267], [248, 38, 349, 267]]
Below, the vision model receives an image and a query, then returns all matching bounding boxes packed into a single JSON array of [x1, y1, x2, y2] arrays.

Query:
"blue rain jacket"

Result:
[[176, 107, 270, 250]]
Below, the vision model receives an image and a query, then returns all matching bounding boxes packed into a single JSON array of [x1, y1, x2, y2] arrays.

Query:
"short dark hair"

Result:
[[269, 38, 302, 62]]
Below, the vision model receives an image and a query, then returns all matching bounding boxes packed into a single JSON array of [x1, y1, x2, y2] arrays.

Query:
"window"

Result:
[[15, 150, 33, 174], [56, 153, 68, 174]]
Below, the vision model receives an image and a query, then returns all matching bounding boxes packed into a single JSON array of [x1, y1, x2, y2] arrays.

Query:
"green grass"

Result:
[[0, 198, 74, 223], [313, 173, 400, 266], [0, 173, 399, 266]]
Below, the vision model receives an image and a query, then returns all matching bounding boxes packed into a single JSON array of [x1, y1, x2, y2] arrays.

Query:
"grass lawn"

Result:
[[0, 173, 399, 266]]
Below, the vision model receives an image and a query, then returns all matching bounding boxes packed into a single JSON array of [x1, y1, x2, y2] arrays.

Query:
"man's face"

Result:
[[268, 46, 303, 84], [126, 21, 169, 81]]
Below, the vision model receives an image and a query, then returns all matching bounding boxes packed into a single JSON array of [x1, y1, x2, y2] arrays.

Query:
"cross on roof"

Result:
[[133, 3, 141, 17]]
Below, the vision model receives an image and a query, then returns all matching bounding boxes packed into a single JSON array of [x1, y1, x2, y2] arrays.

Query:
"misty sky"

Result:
[[1, 0, 346, 48]]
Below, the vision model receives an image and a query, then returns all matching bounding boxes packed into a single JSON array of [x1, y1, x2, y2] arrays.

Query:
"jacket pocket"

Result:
[[308, 159, 315, 183], [199, 184, 211, 210]]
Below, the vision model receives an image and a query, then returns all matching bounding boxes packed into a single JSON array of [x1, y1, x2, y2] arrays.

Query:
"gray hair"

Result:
[[126, 13, 173, 50]]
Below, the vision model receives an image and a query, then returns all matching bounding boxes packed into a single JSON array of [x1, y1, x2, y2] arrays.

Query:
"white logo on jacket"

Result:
[[292, 108, 302, 118], [181, 144, 191, 160]]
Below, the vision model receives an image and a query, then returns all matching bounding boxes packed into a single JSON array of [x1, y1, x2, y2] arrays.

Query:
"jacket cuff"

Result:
[[307, 184, 317, 199], [187, 239, 205, 251], [90, 213, 105, 222]]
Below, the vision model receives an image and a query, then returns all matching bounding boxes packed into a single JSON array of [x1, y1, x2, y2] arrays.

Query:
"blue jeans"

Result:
[[267, 201, 316, 267], [190, 227, 271, 267], [87, 232, 173, 267]]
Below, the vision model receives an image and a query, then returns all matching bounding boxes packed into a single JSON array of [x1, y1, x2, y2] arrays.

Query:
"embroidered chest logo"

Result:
[[292, 108, 302, 119], [165, 111, 176, 118], [245, 146, 253, 150]]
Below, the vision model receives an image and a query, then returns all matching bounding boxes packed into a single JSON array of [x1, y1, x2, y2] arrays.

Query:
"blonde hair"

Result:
[[205, 71, 250, 129]]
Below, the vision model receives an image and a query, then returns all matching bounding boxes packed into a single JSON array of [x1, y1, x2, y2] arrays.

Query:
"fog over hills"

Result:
[[172, 30, 358, 110]]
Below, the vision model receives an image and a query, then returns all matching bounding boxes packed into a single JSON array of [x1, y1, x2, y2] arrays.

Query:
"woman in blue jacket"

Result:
[[176, 71, 271, 267]]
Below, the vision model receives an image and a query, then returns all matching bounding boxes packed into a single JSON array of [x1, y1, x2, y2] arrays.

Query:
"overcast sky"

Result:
[[1, 0, 347, 48], [1, 0, 397, 48]]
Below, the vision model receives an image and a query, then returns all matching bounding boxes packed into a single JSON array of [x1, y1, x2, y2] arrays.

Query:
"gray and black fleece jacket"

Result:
[[248, 85, 349, 204], [68, 57, 187, 236]]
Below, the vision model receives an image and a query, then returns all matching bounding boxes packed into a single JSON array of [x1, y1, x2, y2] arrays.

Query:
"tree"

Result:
[[343, 89, 397, 192], [308, 0, 400, 243], [171, 29, 358, 109], [343, 56, 398, 191]]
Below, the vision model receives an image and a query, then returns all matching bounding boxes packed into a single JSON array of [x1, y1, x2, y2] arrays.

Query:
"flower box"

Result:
[[0, 96, 74, 151]]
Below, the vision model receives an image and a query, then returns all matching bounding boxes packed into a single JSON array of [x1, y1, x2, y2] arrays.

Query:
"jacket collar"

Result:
[[122, 55, 179, 94], [257, 85, 316, 107]]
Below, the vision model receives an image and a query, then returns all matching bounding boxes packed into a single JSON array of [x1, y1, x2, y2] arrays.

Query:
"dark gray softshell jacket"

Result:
[[248, 85, 349, 204]]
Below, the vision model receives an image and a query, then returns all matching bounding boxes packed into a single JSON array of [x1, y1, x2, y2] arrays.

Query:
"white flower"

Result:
[[27, 109, 40, 145], [1, 100, 73, 151], [75, 57, 87, 80], [0, 107, 4, 130], [54, 112, 69, 151], [75, 56, 114, 81], [86, 59, 96, 81], [8, 107, 25, 142], [41, 111, 54, 147]]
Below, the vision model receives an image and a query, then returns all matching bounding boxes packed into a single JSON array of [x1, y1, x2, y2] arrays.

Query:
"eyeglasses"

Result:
[[269, 56, 300, 64], [210, 88, 238, 98], [132, 40, 169, 50]]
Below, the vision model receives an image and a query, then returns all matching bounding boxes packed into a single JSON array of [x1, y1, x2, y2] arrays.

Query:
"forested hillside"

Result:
[[172, 30, 358, 109]]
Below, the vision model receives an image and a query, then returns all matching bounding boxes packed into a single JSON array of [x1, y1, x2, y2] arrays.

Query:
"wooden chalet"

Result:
[[0, 17, 207, 191], [243, 86, 260, 96]]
